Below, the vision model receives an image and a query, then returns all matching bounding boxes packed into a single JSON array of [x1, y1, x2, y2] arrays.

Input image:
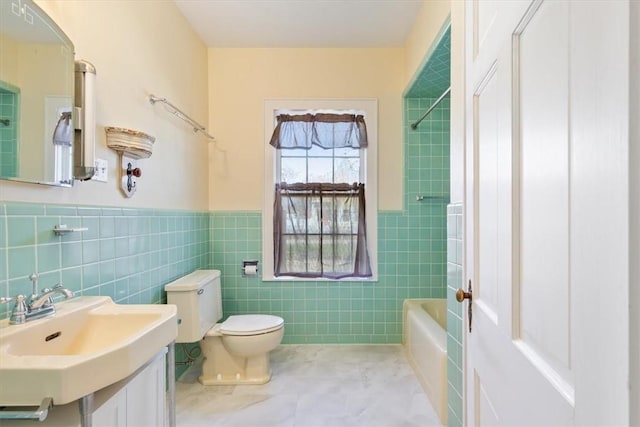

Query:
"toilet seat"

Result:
[[219, 314, 284, 336]]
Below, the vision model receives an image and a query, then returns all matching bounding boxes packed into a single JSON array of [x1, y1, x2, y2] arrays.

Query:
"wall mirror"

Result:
[[0, 0, 76, 186]]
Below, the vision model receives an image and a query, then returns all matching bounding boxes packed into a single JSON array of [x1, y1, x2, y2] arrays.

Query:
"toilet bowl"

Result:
[[200, 315, 284, 385], [164, 270, 285, 385]]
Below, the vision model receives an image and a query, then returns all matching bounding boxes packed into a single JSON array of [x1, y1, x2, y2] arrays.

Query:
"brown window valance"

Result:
[[269, 113, 368, 150]]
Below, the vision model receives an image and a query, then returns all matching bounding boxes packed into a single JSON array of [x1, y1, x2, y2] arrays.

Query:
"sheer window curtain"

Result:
[[270, 113, 372, 279], [273, 183, 372, 279]]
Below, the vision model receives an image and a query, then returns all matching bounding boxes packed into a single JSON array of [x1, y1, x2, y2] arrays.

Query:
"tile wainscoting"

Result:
[[0, 201, 209, 320], [210, 209, 447, 345]]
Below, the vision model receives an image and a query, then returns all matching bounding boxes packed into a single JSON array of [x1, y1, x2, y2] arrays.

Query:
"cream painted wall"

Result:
[[404, 0, 451, 87], [0, 0, 209, 211], [208, 48, 404, 211]]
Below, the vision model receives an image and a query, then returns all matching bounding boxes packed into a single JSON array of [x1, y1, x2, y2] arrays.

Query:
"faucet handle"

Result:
[[29, 273, 39, 299], [0, 294, 25, 304], [1, 295, 27, 324]]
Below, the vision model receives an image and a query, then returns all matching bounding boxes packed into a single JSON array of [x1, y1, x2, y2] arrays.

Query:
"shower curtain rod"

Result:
[[410, 86, 451, 130], [149, 94, 215, 141]]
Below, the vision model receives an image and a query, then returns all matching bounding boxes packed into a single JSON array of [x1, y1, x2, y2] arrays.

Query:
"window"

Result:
[[263, 100, 378, 281], [279, 141, 362, 184]]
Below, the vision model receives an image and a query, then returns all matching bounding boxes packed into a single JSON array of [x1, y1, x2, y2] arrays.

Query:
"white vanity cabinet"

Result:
[[93, 349, 167, 427], [0, 350, 168, 427]]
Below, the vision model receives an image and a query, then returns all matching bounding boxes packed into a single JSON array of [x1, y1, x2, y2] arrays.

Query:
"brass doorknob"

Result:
[[456, 288, 472, 302]]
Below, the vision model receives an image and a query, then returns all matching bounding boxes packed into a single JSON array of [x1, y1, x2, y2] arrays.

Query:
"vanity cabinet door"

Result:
[[125, 352, 166, 426], [92, 351, 166, 426], [92, 391, 127, 427]]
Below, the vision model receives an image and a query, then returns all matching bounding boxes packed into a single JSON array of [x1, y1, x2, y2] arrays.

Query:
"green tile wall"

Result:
[[405, 96, 450, 199], [447, 203, 464, 427], [210, 212, 447, 344], [0, 202, 209, 326]]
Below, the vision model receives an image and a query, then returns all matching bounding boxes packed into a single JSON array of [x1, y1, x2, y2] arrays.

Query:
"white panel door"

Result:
[[464, 0, 631, 424]]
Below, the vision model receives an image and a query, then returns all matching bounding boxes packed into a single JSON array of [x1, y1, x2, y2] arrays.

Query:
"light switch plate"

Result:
[[93, 158, 108, 182]]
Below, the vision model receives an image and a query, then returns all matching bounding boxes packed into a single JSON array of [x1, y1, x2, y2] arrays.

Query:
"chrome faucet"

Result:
[[29, 284, 74, 310], [1, 283, 74, 325]]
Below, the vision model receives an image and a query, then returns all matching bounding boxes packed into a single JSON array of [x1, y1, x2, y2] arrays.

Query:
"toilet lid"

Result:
[[220, 314, 284, 336]]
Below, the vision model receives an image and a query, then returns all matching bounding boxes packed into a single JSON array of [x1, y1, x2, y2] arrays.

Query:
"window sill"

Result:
[[260, 275, 378, 283]]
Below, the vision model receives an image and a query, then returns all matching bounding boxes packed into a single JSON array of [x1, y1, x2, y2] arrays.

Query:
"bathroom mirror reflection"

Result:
[[0, 0, 75, 186]]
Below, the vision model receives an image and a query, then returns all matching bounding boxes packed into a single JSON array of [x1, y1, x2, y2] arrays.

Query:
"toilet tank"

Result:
[[164, 269, 223, 343]]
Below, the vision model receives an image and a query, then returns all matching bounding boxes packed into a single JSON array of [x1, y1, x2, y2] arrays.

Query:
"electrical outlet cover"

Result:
[[93, 158, 108, 182]]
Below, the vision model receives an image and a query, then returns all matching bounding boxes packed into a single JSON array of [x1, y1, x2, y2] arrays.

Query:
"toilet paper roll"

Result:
[[244, 265, 258, 275]]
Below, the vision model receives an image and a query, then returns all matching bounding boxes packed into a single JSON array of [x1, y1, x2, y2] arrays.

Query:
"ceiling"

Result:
[[174, 0, 425, 48]]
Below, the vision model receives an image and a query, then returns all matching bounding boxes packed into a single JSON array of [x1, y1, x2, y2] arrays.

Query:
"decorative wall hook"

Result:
[[126, 162, 142, 192], [119, 154, 139, 198]]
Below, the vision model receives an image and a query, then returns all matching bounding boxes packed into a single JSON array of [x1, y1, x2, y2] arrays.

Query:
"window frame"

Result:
[[277, 137, 364, 185], [263, 99, 378, 281]]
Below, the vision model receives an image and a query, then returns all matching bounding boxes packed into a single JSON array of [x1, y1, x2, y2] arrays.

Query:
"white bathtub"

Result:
[[403, 298, 448, 425]]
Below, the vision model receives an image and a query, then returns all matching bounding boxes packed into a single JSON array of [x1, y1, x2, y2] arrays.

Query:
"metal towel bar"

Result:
[[53, 224, 89, 235], [0, 397, 52, 421], [149, 94, 215, 141], [416, 195, 450, 202]]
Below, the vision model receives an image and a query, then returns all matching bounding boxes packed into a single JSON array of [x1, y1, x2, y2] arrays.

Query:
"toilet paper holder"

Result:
[[242, 260, 259, 277]]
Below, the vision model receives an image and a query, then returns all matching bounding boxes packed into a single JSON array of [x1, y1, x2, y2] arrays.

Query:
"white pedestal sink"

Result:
[[0, 296, 177, 407]]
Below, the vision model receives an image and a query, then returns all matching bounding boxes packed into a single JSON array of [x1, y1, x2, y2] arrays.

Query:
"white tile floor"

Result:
[[175, 344, 442, 427]]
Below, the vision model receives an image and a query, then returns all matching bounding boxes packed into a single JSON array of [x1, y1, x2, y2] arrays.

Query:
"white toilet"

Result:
[[165, 269, 284, 385]]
